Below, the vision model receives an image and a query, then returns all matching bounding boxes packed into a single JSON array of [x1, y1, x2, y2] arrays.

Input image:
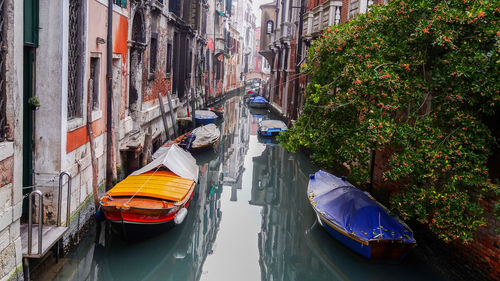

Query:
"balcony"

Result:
[[303, 0, 342, 40]]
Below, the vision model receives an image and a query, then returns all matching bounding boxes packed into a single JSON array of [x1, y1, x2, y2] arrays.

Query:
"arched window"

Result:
[[266, 20, 274, 34]]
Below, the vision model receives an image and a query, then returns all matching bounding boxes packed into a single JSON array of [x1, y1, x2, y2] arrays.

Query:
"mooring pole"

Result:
[[166, 91, 178, 138], [158, 93, 171, 140], [191, 88, 196, 129]]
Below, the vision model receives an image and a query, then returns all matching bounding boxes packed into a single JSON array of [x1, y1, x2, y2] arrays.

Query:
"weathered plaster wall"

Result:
[[0, 0, 24, 280], [35, 0, 68, 180]]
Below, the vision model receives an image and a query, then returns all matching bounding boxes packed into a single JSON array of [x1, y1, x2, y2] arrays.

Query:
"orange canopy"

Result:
[[106, 171, 195, 202]]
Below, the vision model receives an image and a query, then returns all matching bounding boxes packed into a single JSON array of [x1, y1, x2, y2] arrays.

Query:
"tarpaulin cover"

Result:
[[250, 96, 268, 103], [195, 110, 218, 120], [259, 120, 288, 131], [132, 144, 199, 182], [191, 123, 221, 148], [308, 170, 415, 243]]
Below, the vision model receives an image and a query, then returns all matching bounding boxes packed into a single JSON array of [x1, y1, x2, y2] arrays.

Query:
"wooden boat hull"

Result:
[[102, 192, 194, 240], [314, 209, 415, 259], [100, 168, 197, 240], [258, 129, 285, 137]]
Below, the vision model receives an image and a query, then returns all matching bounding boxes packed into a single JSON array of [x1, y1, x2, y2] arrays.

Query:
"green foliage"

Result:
[[281, 0, 499, 243]]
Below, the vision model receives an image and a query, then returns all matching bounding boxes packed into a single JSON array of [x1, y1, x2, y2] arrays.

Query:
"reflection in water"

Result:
[[47, 95, 445, 281]]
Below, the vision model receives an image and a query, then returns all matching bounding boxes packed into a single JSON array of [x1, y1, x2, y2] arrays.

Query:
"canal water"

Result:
[[42, 95, 446, 281]]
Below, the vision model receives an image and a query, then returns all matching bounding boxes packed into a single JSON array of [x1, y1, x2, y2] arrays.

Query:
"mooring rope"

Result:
[[123, 165, 163, 207]]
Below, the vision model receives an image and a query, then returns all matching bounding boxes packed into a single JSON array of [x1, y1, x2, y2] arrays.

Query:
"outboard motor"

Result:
[[185, 134, 196, 150]]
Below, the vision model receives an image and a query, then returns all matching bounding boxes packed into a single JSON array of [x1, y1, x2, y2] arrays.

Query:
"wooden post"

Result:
[[191, 88, 196, 129], [185, 85, 191, 117], [87, 79, 99, 207], [158, 93, 170, 140], [166, 91, 177, 137], [142, 127, 152, 167]]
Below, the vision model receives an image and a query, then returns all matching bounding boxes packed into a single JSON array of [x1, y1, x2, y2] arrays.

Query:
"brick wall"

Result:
[[372, 148, 500, 280], [454, 193, 500, 281]]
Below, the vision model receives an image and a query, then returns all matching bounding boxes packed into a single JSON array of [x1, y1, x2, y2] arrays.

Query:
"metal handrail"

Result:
[[57, 172, 72, 227], [27, 190, 43, 255]]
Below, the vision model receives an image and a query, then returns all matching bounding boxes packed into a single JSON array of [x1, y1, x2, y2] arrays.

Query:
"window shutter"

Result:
[[121, 0, 127, 8]]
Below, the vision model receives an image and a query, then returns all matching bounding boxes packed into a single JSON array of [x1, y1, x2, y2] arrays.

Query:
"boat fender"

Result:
[[174, 208, 188, 225], [93, 208, 105, 222], [309, 174, 315, 180], [341, 176, 346, 181]]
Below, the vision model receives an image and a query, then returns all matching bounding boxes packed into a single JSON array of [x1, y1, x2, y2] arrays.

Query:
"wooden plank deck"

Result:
[[20, 223, 68, 258]]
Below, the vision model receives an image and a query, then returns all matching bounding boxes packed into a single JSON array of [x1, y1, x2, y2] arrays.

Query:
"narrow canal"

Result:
[[42, 95, 446, 281]]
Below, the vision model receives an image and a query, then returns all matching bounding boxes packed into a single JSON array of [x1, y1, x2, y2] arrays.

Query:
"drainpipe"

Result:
[[106, 0, 115, 189], [292, 0, 305, 120]]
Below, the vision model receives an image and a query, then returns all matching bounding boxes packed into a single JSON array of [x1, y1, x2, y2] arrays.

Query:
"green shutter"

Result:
[[24, 0, 39, 47], [121, 0, 127, 8]]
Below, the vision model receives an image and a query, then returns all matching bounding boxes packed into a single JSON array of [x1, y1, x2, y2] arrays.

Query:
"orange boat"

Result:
[[208, 106, 224, 117], [100, 144, 199, 239]]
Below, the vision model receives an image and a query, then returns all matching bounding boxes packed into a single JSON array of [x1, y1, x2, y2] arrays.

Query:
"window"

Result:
[[67, 0, 83, 119], [169, 0, 181, 17], [90, 56, 101, 110], [266, 20, 273, 34], [187, 51, 192, 78], [205, 49, 210, 72], [150, 32, 158, 74], [166, 43, 172, 74], [113, 0, 127, 8]]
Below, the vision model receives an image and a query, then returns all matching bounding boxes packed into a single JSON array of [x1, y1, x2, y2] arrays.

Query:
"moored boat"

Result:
[[307, 170, 416, 259], [173, 123, 221, 152], [100, 144, 199, 239], [248, 96, 268, 108], [258, 120, 288, 137], [208, 107, 224, 118], [195, 110, 218, 126]]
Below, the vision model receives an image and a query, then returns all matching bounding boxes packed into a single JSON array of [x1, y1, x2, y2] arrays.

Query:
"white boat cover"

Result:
[[191, 124, 221, 148], [195, 110, 218, 119], [131, 144, 199, 182], [260, 120, 288, 130]]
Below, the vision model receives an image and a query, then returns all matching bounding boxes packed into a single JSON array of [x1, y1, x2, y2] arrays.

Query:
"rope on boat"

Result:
[[123, 165, 162, 207]]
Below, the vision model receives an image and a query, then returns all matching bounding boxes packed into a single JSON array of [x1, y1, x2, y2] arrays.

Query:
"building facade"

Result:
[[0, 0, 24, 279], [0, 0, 246, 279]]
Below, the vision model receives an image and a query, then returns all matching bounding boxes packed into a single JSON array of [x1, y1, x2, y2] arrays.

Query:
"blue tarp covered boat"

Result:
[[258, 120, 288, 137], [249, 96, 268, 108], [195, 110, 218, 126], [307, 170, 416, 259]]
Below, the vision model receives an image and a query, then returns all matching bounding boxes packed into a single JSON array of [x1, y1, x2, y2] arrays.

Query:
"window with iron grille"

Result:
[[166, 42, 172, 74], [67, 0, 83, 120], [150, 32, 158, 74], [90, 56, 100, 110], [0, 0, 6, 141]]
